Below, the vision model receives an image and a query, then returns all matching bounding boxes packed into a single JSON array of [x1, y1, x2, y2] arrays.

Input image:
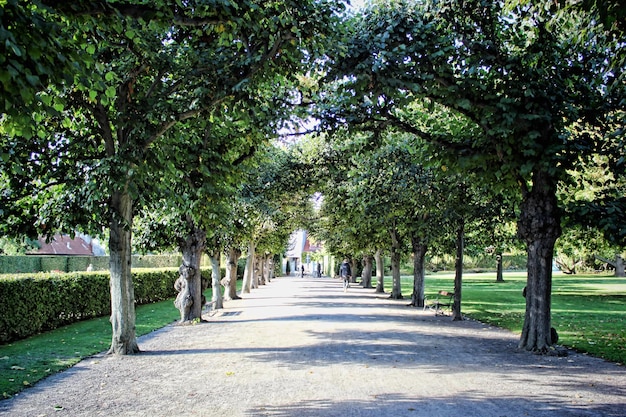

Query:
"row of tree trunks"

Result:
[[177, 238, 276, 322]]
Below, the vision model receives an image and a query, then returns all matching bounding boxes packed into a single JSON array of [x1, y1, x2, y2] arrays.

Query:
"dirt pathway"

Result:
[[1, 276, 624, 417]]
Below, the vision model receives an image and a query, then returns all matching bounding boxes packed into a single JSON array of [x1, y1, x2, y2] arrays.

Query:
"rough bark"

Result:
[[242, 241, 255, 294], [374, 249, 385, 293], [209, 250, 223, 310], [517, 169, 561, 352], [409, 235, 427, 308], [452, 220, 464, 321], [222, 247, 241, 300], [264, 255, 273, 283], [252, 256, 260, 288], [108, 189, 139, 355], [389, 229, 403, 299], [361, 254, 374, 288], [496, 253, 504, 282], [350, 258, 358, 283], [176, 224, 206, 323], [258, 256, 265, 285]]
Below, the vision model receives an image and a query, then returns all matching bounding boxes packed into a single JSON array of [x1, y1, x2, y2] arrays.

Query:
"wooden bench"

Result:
[[424, 290, 455, 316]]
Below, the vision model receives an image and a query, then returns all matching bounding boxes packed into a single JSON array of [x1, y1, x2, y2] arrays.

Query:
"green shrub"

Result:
[[132, 268, 178, 304], [0, 256, 41, 274], [132, 254, 184, 269], [67, 256, 93, 272], [40, 256, 69, 272], [0, 273, 110, 343], [0, 254, 205, 274]]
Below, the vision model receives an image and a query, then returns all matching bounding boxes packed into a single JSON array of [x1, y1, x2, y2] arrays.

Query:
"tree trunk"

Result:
[[616, 255, 624, 277], [375, 249, 385, 293], [409, 235, 427, 308], [258, 256, 265, 285], [175, 223, 206, 323], [264, 255, 272, 283], [252, 255, 260, 288], [350, 258, 358, 283], [496, 253, 504, 282], [209, 250, 223, 310], [517, 169, 562, 352], [108, 189, 139, 355], [452, 220, 464, 321], [361, 254, 374, 288], [389, 229, 403, 299], [242, 241, 255, 294], [223, 247, 241, 300]]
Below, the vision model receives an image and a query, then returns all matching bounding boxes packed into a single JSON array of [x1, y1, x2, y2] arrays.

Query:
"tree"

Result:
[[134, 86, 287, 323], [1, 0, 344, 354], [320, 0, 624, 353]]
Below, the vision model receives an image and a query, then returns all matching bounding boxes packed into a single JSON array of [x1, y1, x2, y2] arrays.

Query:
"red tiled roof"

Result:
[[34, 235, 95, 256], [303, 237, 322, 252]]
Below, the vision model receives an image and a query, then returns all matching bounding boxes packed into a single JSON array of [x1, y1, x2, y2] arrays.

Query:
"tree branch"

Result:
[[144, 109, 203, 150], [91, 102, 116, 157]]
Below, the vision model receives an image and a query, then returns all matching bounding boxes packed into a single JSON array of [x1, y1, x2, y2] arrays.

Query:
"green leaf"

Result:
[[456, 98, 471, 110], [25, 74, 39, 87], [105, 86, 116, 98], [6, 40, 22, 57]]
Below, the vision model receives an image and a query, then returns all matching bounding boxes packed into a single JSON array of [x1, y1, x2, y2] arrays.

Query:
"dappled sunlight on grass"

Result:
[[395, 271, 626, 364]]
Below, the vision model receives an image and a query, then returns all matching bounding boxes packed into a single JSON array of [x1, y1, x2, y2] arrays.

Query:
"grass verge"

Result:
[[393, 271, 626, 364]]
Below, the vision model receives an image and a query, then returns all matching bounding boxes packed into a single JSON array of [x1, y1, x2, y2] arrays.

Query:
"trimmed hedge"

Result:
[[0, 267, 217, 344], [0, 254, 202, 274]]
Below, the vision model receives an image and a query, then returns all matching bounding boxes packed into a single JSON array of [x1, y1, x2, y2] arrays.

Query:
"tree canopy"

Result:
[[1, 0, 623, 356], [315, 0, 624, 351]]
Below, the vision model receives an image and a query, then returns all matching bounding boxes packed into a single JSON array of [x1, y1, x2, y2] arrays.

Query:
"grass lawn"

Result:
[[393, 271, 626, 365]]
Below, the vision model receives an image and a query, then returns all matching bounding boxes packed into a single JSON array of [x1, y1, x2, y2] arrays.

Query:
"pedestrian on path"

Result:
[[340, 258, 351, 291]]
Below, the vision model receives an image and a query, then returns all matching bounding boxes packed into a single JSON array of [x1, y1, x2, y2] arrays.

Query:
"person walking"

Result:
[[340, 258, 351, 292]]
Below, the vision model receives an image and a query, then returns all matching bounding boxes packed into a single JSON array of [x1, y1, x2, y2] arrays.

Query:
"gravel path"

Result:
[[1, 276, 624, 417]]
